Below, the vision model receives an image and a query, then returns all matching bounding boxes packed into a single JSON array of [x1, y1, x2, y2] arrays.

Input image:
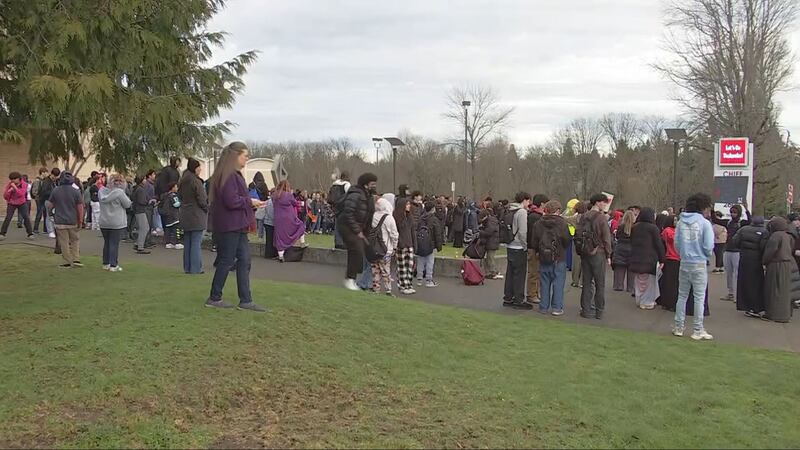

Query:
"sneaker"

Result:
[[493, 274, 504, 279], [416, 280, 423, 287], [48, 232, 56, 239], [385, 292, 396, 298], [425, 281, 439, 288], [691, 330, 714, 341], [204, 299, 234, 309], [136, 249, 151, 255], [26, 234, 35, 240], [502, 299, 515, 307], [109, 266, 123, 272], [511, 301, 534, 310], [672, 326, 684, 337], [174, 243, 184, 250], [72, 261, 84, 267], [237, 302, 267, 312], [58, 263, 72, 269], [595, 310, 603, 320], [551, 310, 564, 316], [343, 279, 359, 291], [400, 289, 415, 295], [744, 310, 762, 319], [526, 297, 541, 304], [165, 244, 175, 249], [102, 264, 111, 270], [720, 294, 735, 302]]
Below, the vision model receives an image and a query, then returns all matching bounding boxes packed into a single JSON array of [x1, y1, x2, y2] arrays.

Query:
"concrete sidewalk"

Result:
[[4, 230, 799, 353]]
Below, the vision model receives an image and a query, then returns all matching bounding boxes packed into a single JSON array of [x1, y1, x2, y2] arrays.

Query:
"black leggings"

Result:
[[340, 227, 365, 280], [713, 243, 725, 268]]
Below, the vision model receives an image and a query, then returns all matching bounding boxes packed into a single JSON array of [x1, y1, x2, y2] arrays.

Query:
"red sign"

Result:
[[718, 138, 749, 166]]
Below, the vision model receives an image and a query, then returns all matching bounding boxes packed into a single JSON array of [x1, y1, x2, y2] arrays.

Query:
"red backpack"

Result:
[[461, 259, 485, 286]]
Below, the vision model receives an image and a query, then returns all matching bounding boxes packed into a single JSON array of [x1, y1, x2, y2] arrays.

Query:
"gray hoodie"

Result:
[[99, 186, 132, 230], [507, 202, 528, 250]]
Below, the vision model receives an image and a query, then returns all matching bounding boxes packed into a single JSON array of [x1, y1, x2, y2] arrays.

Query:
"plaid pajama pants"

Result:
[[396, 247, 416, 290]]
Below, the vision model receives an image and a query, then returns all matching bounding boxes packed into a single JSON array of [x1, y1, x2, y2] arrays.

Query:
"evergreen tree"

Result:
[[0, 0, 257, 170]]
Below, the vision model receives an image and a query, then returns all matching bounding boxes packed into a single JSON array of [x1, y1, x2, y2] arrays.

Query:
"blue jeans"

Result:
[[153, 206, 163, 230], [311, 218, 322, 233], [183, 230, 204, 274], [356, 256, 373, 289], [539, 261, 567, 312], [416, 252, 436, 282], [33, 198, 48, 232], [209, 231, 252, 304], [101, 228, 124, 267], [675, 263, 708, 332], [256, 219, 265, 238]]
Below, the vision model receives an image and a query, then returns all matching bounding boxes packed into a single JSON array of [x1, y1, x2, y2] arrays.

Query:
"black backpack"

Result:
[[366, 214, 389, 262], [538, 226, 560, 264], [416, 217, 434, 257], [499, 208, 519, 244], [328, 183, 346, 207], [574, 213, 599, 257]]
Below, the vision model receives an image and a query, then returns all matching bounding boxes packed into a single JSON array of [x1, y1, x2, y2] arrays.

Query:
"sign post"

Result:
[[788, 184, 794, 214], [451, 181, 456, 201], [713, 137, 754, 218]]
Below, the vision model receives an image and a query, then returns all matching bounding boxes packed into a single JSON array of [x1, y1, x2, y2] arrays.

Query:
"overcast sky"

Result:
[[208, 0, 800, 153]]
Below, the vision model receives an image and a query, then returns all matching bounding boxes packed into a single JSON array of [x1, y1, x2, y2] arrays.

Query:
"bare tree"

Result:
[[600, 113, 643, 152], [443, 84, 514, 199]]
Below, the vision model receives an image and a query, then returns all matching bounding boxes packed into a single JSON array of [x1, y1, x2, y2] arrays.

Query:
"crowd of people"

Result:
[[4, 143, 800, 329]]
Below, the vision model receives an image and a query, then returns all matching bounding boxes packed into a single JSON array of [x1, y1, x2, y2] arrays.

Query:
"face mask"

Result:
[[368, 187, 378, 195]]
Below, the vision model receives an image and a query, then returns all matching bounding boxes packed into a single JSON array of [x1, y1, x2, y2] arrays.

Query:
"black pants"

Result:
[[264, 224, 277, 258], [580, 252, 607, 314], [453, 231, 464, 248], [1, 203, 32, 236], [340, 226, 365, 280], [713, 243, 725, 268], [33, 198, 47, 232], [503, 248, 528, 303]]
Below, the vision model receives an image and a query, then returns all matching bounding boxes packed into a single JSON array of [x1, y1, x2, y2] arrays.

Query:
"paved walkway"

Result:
[[4, 230, 800, 353]]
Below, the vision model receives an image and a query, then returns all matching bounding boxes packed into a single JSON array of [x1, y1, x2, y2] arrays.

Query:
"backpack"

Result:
[[461, 259, 485, 286], [463, 238, 486, 260], [328, 183, 346, 207], [366, 214, 389, 262], [538, 226, 560, 264], [499, 208, 519, 244], [31, 178, 42, 199], [574, 213, 599, 257], [416, 216, 434, 256]]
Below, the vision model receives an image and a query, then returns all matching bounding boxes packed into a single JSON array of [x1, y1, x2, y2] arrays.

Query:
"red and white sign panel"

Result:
[[718, 137, 749, 166]]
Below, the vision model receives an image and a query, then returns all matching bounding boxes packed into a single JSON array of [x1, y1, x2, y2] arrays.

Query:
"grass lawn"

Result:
[[1, 245, 799, 448], [299, 233, 506, 259]]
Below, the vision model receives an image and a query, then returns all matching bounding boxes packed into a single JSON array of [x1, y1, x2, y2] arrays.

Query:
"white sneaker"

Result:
[[400, 288, 415, 295], [672, 326, 684, 337], [416, 280, 423, 286], [165, 244, 175, 249], [425, 281, 439, 288], [691, 330, 714, 341], [343, 279, 359, 291], [109, 266, 123, 272], [48, 232, 56, 238], [174, 243, 184, 250], [102, 264, 111, 270], [494, 274, 504, 279]]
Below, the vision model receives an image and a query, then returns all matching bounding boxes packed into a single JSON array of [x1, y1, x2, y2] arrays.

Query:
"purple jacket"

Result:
[[209, 172, 255, 233]]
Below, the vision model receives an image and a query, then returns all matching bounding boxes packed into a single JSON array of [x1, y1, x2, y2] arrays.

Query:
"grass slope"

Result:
[[0, 245, 798, 448]]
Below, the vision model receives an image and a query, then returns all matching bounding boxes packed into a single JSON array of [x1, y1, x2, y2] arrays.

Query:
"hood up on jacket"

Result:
[[375, 196, 394, 215], [381, 193, 395, 209], [636, 207, 656, 224], [768, 216, 789, 233], [59, 171, 75, 186]]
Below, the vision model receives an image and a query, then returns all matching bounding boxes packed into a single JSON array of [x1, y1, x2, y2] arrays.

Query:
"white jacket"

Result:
[[372, 196, 399, 255]]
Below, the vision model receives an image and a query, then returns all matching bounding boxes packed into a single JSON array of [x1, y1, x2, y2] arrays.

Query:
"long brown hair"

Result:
[[621, 210, 636, 236], [272, 179, 292, 200], [209, 142, 248, 202]]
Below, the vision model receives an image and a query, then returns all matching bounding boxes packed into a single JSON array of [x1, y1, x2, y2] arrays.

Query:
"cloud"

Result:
[[208, 0, 800, 151]]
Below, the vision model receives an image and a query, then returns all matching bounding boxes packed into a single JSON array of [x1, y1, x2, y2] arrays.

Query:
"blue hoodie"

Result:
[[675, 212, 714, 264]]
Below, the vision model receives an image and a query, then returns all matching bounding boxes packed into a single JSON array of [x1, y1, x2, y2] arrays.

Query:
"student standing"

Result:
[[98, 174, 132, 272], [206, 142, 266, 312], [673, 193, 715, 340], [531, 200, 572, 315], [178, 158, 207, 274], [502, 192, 532, 310], [46, 172, 84, 267], [577, 194, 613, 319], [394, 197, 417, 295]]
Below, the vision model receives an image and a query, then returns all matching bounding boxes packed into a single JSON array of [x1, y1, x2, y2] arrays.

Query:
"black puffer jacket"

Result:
[[479, 215, 500, 251], [628, 208, 665, 275], [730, 221, 768, 259], [612, 229, 632, 267], [449, 204, 465, 232], [339, 185, 374, 236]]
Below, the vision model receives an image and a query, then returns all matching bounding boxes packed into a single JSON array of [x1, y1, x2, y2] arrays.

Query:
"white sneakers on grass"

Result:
[[672, 326, 713, 341], [343, 279, 359, 291]]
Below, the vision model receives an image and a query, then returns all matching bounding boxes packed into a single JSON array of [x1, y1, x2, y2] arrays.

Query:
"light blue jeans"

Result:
[[417, 251, 436, 282], [539, 261, 567, 313], [183, 230, 204, 274], [356, 256, 373, 289], [674, 263, 708, 332]]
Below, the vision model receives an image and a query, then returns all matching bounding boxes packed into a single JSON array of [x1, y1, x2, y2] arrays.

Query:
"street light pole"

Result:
[[664, 128, 688, 210], [462, 100, 471, 198], [372, 138, 382, 164]]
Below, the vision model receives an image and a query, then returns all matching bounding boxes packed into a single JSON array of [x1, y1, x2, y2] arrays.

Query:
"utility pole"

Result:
[[462, 100, 471, 199]]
